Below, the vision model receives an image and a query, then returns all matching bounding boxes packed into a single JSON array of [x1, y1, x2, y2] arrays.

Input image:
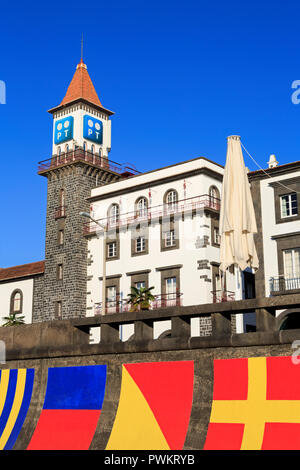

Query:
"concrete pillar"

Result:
[[171, 316, 191, 339], [134, 320, 153, 341], [211, 312, 231, 336], [101, 323, 119, 343], [256, 308, 276, 332]]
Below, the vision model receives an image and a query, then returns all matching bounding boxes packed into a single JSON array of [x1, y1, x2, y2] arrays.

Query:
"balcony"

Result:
[[83, 194, 220, 236], [211, 290, 235, 303], [270, 276, 300, 295], [54, 206, 67, 219], [94, 293, 183, 315], [38, 148, 140, 176]]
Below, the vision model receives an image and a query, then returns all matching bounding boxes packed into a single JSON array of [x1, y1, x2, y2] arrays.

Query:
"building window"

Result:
[[83, 141, 87, 152], [59, 189, 65, 207], [106, 286, 117, 311], [281, 193, 298, 218], [108, 204, 120, 226], [209, 186, 220, 210], [10, 290, 23, 314], [91, 144, 95, 154], [165, 190, 178, 212], [165, 229, 176, 247], [136, 236, 146, 253], [135, 281, 145, 290], [107, 242, 117, 258], [65, 144, 69, 153], [213, 227, 220, 245], [283, 248, 300, 282], [166, 277, 177, 299], [57, 146, 61, 156], [56, 301, 62, 319], [58, 229, 64, 245], [136, 197, 148, 218], [57, 263, 63, 280]]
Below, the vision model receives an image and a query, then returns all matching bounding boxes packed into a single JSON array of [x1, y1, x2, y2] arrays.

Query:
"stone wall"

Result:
[[34, 163, 121, 322], [0, 316, 298, 450]]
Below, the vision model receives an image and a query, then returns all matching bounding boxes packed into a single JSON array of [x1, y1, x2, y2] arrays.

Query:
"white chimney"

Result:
[[268, 154, 278, 168]]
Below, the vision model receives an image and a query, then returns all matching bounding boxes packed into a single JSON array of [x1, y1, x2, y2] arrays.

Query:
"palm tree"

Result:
[[2, 312, 25, 327], [127, 286, 155, 311]]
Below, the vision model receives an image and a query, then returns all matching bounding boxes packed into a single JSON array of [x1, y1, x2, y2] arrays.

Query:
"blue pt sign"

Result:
[[54, 116, 74, 144], [83, 115, 103, 144]]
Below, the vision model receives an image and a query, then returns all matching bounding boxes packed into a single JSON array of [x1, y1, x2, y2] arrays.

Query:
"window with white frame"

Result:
[[166, 190, 178, 211], [109, 204, 119, 225], [11, 291, 22, 313], [165, 229, 176, 247], [107, 286, 117, 305], [280, 193, 298, 218], [166, 277, 176, 299], [136, 197, 148, 218], [213, 227, 220, 245], [136, 236, 146, 252], [283, 248, 300, 279], [107, 242, 117, 258], [135, 281, 145, 290]]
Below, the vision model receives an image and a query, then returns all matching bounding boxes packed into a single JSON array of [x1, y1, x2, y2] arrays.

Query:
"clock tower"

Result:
[[49, 58, 113, 158], [36, 59, 124, 322]]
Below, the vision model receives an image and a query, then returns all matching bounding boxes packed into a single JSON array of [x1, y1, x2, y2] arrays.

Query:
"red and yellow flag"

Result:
[[204, 356, 300, 450]]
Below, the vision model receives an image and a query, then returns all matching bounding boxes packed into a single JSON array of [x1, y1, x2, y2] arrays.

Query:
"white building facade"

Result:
[[85, 157, 241, 339]]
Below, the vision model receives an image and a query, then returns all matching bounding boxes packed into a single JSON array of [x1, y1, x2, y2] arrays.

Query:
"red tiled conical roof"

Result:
[[59, 59, 102, 107]]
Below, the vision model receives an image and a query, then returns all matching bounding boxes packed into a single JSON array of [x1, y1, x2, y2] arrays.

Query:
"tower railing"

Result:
[[38, 148, 140, 176]]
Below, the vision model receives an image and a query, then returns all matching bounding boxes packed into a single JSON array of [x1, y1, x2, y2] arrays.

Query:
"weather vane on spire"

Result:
[[81, 33, 84, 62]]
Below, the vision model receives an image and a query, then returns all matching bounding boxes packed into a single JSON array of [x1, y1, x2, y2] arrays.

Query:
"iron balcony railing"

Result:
[[270, 276, 300, 293], [211, 289, 235, 303], [38, 148, 140, 176], [83, 194, 220, 235], [94, 292, 183, 315], [54, 206, 67, 219]]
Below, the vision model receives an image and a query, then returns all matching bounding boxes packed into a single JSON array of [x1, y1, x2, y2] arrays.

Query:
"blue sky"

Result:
[[0, 0, 300, 267]]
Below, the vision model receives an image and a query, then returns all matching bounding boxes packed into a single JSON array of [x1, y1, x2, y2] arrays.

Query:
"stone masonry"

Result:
[[33, 162, 122, 322]]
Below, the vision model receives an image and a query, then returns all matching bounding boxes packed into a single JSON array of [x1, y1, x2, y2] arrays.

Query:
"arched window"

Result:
[[59, 188, 65, 207], [57, 146, 61, 156], [10, 290, 23, 314], [91, 145, 95, 154], [136, 197, 148, 218], [83, 141, 87, 152], [99, 148, 102, 157], [208, 186, 220, 210], [108, 204, 120, 225], [165, 190, 178, 212], [65, 144, 69, 153]]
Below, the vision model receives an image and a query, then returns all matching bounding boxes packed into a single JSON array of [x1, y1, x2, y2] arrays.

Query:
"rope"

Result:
[[241, 142, 300, 195]]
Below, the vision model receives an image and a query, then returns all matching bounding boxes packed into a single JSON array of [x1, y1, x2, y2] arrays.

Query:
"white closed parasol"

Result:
[[219, 135, 259, 273]]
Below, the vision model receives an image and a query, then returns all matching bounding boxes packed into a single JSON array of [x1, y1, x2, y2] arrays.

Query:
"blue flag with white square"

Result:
[[83, 115, 103, 144], [54, 116, 74, 144]]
